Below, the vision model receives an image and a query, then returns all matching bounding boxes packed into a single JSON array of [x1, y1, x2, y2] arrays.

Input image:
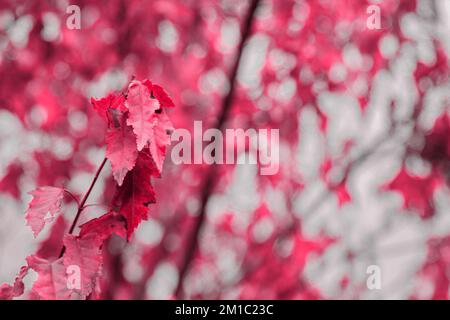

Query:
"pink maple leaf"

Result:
[[26, 255, 72, 300], [105, 115, 139, 186], [25, 186, 65, 237], [63, 234, 104, 298], [148, 109, 174, 173], [126, 80, 160, 151]]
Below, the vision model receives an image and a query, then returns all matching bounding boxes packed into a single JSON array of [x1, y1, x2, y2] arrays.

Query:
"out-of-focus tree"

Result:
[[0, 0, 449, 299]]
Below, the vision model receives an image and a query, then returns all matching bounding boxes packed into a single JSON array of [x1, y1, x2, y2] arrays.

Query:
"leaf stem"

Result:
[[82, 203, 107, 209], [59, 157, 108, 258], [63, 189, 80, 206]]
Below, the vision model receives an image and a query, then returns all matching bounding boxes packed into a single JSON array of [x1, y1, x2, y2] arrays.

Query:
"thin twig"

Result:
[[82, 203, 107, 209], [59, 157, 108, 258]]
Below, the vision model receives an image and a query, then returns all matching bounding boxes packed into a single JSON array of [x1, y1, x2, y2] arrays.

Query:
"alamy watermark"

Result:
[[366, 265, 382, 290], [66, 265, 81, 290], [366, 0, 382, 30], [66, 5, 81, 30], [169, 121, 280, 176]]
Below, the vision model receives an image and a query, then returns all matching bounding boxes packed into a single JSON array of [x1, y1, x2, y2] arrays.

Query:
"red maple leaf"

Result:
[[143, 79, 175, 108], [152, 84, 175, 108], [91, 93, 127, 121], [112, 150, 158, 239]]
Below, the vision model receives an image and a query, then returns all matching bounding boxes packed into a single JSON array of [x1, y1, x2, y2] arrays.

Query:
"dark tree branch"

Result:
[[174, 0, 261, 298]]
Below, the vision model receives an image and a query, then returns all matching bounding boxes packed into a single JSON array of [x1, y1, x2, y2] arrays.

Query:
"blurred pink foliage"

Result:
[[0, 0, 449, 300]]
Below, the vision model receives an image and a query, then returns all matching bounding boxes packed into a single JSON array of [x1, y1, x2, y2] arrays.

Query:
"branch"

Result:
[[174, 0, 261, 298], [59, 157, 108, 258]]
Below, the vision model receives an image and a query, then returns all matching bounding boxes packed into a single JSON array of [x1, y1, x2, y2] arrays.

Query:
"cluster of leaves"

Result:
[[0, 79, 174, 299]]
